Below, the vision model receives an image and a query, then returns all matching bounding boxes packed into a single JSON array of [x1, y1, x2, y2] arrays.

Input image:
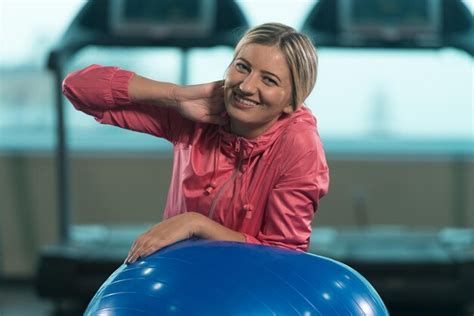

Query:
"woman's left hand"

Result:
[[125, 212, 203, 264]]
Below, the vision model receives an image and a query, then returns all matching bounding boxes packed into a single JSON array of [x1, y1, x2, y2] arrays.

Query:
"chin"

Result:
[[224, 104, 245, 123]]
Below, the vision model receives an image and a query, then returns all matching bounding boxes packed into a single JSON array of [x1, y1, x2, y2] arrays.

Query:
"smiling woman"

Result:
[[62, 22, 330, 262], [223, 22, 318, 139], [225, 44, 295, 138]]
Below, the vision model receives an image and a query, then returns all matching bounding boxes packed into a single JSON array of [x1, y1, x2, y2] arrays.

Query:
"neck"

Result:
[[229, 119, 277, 139]]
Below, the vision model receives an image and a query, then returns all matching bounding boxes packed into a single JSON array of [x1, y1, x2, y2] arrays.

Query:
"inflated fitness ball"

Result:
[[85, 239, 388, 315]]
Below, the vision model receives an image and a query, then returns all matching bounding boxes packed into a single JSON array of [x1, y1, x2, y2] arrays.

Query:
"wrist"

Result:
[[188, 212, 205, 237], [168, 84, 182, 111]]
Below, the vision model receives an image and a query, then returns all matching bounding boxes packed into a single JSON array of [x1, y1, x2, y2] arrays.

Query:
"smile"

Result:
[[232, 92, 261, 108]]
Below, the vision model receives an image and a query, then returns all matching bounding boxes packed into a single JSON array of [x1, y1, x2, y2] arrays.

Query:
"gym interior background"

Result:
[[0, 0, 473, 315]]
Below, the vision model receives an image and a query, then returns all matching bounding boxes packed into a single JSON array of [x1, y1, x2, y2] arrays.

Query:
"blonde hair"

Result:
[[232, 22, 318, 109]]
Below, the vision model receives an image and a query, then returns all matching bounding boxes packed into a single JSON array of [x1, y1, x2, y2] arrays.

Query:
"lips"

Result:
[[232, 92, 261, 109]]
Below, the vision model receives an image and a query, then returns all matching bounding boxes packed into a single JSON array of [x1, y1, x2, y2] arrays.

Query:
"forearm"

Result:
[[193, 213, 246, 243], [128, 74, 179, 109]]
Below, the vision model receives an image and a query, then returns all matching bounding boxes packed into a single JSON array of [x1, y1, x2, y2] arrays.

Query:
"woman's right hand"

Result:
[[172, 80, 227, 125]]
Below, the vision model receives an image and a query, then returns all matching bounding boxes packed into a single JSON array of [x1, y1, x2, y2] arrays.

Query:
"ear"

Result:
[[282, 103, 301, 114], [282, 104, 294, 114]]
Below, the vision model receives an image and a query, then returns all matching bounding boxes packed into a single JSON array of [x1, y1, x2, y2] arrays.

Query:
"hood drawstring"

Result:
[[204, 107, 312, 220], [204, 134, 221, 195], [241, 145, 257, 220]]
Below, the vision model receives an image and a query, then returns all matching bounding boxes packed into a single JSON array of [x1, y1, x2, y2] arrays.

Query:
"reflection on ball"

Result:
[[85, 239, 388, 315]]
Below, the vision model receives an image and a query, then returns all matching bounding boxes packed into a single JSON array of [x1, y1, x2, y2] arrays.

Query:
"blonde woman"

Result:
[[62, 22, 330, 263]]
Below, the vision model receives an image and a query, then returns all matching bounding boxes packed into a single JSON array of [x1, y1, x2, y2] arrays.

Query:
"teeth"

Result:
[[235, 94, 259, 106]]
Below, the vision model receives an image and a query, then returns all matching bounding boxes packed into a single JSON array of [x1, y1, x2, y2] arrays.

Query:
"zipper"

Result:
[[208, 138, 243, 220]]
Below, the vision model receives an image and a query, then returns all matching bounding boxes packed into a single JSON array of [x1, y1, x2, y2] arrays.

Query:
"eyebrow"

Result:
[[238, 57, 282, 83]]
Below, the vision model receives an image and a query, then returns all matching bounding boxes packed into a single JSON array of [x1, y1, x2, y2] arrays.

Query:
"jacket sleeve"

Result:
[[62, 64, 192, 142], [244, 132, 329, 252]]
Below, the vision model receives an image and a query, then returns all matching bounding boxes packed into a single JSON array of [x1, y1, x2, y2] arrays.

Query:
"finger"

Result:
[[127, 238, 150, 263], [126, 237, 144, 261], [209, 98, 225, 111], [131, 241, 150, 262], [125, 241, 139, 263], [214, 91, 224, 99], [127, 240, 138, 259], [205, 115, 228, 125], [127, 248, 143, 263], [141, 244, 160, 258], [128, 252, 140, 264], [142, 236, 173, 257], [209, 80, 225, 96], [125, 248, 137, 264], [125, 225, 157, 263], [129, 239, 161, 263], [211, 79, 225, 89]]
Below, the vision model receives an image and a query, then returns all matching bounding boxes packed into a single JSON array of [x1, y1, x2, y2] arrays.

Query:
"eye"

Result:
[[235, 62, 249, 73], [263, 76, 277, 86]]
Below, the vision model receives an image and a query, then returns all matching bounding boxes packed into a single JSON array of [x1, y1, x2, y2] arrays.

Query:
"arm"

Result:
[[195, 213, 246, 242], [128, 72, 178, 108], [125, 212, 245, 263], [129, 73, 226, 125], [62, 64, 226, 141]]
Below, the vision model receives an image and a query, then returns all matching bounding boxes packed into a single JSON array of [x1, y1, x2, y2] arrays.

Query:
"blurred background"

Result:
[[0, 0, 473, 315]]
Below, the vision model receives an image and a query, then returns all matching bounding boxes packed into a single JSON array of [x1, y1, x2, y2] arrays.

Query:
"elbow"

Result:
[[244, 233, 308, 252], [61, 64, 102, 109], [61, 72, 81, 109], [61, 73, 74, 100], [61, 70, 89, 112], [269, 240, 308, 252]]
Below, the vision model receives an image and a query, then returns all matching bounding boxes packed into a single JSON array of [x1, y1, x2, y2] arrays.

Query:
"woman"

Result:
[[62, 23, 329, 263]]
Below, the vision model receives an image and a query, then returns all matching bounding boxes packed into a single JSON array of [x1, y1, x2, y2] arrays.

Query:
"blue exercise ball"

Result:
[[85, 239, 388, 315]]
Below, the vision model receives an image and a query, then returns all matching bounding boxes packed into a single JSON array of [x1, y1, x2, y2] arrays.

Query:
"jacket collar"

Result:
[[218, 106, 315, 160]]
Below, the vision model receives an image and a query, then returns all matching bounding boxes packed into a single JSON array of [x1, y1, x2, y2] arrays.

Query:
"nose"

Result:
[[238, 73, 258, 95]]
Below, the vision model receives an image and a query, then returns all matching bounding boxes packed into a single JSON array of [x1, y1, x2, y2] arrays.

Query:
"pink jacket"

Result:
[[63, 64, 329, 251]]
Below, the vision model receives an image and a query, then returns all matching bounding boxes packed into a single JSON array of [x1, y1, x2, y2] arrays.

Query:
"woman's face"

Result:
[[224, 43, 294, 139]]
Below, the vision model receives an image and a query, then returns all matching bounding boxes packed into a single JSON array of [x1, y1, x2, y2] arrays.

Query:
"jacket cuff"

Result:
[[111, 69, 135, 107]]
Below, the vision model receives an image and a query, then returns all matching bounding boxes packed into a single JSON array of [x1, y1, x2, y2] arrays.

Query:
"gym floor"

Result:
[[0, 279, 92, 316], [0, 280, 53, 316]]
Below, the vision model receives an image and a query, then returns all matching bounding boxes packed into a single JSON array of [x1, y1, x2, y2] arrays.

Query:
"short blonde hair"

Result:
[[232, 23, 318, 109]]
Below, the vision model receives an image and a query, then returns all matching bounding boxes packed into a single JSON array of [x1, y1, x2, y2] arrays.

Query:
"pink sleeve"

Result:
[[62, 64, 192, 142], [244, 133, 329, 252]]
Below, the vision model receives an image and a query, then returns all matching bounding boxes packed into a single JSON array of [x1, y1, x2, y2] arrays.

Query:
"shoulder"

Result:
[[178, 121, 220, 145], [281, 107, 321, 152], [273, 107, 328, 172]]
